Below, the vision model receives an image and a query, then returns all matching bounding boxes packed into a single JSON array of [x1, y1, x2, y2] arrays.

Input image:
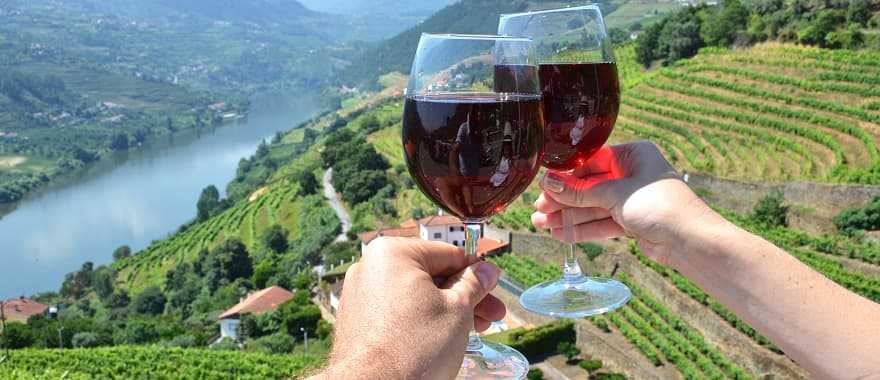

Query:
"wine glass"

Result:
[[402, 33, 543, 379], [499, 6, 631, 318]]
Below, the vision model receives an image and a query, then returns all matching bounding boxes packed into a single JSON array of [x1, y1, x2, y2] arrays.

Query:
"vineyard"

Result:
[[488, 253, 754, 379], [612, 43, 880, 184], [0, 346, 321, 380]]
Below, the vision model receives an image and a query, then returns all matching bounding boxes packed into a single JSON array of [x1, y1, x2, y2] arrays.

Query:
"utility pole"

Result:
[[57, 325, 64, 349], [300, 327, 308, 356]]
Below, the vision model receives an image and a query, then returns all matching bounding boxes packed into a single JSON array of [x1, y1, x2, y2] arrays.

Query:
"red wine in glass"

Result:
[[539, 62, 620, 171], [402, 93, 544, 221]]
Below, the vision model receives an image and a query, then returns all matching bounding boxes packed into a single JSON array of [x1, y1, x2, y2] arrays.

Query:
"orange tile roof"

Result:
[[418, 215, 463, 226], [476, 239, 508, 257], [357, 227, 420, 245], [2, 298, 48, 322], [218, 286, 294, 320]]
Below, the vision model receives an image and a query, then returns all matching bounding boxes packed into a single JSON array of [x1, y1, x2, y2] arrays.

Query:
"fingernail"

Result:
[[474, 261, 499, 288], [542, 172, 565, 193]]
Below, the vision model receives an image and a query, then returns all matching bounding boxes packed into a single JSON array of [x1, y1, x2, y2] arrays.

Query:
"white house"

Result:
[[217, 286, 294, 341], [417, 215, 467, 247]]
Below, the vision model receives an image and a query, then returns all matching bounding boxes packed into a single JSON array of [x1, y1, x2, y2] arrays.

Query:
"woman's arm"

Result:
[[532, 141, 880, 379]]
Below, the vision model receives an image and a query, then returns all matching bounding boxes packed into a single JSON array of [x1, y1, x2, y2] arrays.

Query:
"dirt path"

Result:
[[322, 168, 351, 242], [0, 156, 25, 169]]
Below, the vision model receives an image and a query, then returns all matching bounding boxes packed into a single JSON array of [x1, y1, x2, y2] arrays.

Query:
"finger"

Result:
[[443, 261, 501, 308], [474, 316, 491, 332], [570, 146, 617, 177], [534, 192, 567, 214], [474, 294, 506, 322], [550, 218, 625, 243], [367, 237, 474, 277], [541, 171, 627, 209], [531, 207, 611, 230]]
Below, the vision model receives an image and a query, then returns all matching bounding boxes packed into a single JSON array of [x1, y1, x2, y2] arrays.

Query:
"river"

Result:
[[0, 93, 321, 298]]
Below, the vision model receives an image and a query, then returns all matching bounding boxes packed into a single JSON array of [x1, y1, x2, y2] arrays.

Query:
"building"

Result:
[[217, 286, 294, 341], [1, 297, 49, 323], [357, 214, 506, 253]]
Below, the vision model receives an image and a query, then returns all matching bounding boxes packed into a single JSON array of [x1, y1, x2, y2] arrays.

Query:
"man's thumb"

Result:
[[444, 261, 501, 308]]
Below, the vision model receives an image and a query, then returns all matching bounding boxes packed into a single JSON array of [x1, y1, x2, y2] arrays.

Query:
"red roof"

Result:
[[476, 238, 508, 257], [2, 298, 48, 322], [357, 227, 419, 245], [419, 215, 462, 227], [218, 286, 294, 320]]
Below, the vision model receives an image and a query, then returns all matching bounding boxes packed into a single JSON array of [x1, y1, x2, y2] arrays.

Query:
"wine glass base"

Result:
[[519, 276, 631, 318], [458, 340, 529, 380]]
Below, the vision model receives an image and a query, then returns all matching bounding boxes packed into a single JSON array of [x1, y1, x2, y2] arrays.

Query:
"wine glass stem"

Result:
[[563, 208, 584, 282], [464, 222, 484, 351]]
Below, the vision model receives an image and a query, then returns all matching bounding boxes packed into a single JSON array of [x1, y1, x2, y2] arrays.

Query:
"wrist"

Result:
[[665, 196, 730, 273]]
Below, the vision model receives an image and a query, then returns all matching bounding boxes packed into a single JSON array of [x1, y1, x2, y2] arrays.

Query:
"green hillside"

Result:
[[2, 346, 321, 380]]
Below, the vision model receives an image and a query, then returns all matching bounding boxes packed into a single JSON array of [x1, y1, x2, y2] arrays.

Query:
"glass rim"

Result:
[[420, 33, 533, 42], [499, 4, 601, 19]]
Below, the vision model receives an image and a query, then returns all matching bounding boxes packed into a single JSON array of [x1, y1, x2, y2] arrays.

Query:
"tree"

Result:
[[113, 319, 160, 345], [752, 190, 788, 227], [106, 290, 130, 309], [72, 332, 100, 348], [132, 286, 167, 315], [278, 293, 322, 338], [526, 368, 544, 380], [196, 185, 220, 221], [109, 133, 129, 150], [112, 245, 132, 261], [339, 170, 389, 204], [1, 322, 35, 349], [558, 341, 581, 363], [635, 20, 664, 67], [292, 170, 319, 195], [60, 261, 94, 299], [252, 259, 279, 289], [203, 239, 253, 291], [834, 196, 880, 235], [252, 332, 296, 354], [847, 0, 870, 26], [701, 0, 748, 46], [261, 224, 289, 253], [92, 266, 116, 300], [321, 241, 358, 266], [359, 114, 382, 134]]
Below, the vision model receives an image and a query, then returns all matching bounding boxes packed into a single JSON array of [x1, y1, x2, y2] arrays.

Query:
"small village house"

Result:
[[217, 286, 294, 341], [1, 297, 49, 323]]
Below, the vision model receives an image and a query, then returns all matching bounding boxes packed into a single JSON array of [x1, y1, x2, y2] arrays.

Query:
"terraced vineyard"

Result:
[[489, 253, 753, 379], [614, 43, 880, 184]]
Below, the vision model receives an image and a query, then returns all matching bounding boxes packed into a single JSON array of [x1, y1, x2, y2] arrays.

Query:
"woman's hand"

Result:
[[532, 141, 720, 266]]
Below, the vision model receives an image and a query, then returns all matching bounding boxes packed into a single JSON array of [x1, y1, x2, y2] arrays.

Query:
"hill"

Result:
[[340, 0, 680, 87]]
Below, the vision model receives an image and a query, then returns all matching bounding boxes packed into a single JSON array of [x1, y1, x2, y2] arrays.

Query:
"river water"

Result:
[[0, 94, 321, 298]]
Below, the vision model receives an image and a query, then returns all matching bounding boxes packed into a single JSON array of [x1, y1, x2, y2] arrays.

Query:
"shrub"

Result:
[[579, 359, 603, 373], [591, 373, 626, 380], [751, 190, 788, 227], [505, 320, 576, 361], [590, 317, 611, 333], [112, 245, 131, 261], [212, 337, 238, 351], [252, 333, 296, 354], [834, 196, 880, 235], [1, 322, 35, 349], [579, 242, 605, 261], [558, 341, 581, 363], [526, 368, 544, 380], [163, 335, 197, 348], [72, 332, 100, 348], [261, 224, 289, 253]]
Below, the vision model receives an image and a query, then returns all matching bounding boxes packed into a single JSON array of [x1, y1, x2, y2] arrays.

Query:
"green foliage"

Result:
[[113, 245, 132, 261], [579, 359, 603, 373], [132, 286, 167, 316], [558, 341, 581, 362], [589, 316, 612, 333], [1, 322, 35, 349], [3, 346, 321, 379], [197, 185, 221, 222], [751, 190, 788, 227], [700, 0, 748, 46], [834, 196, 880, 235], [502, 320, 576, 362], [526, 368, 544, 380], [292, 170, 319, 195], [60, 262, 94, 299], [278, 294, 322, 339], [487, 254, 560, 288], [579, 242, 605, 261], [591, 374, 627, 380], [261, 224, 289, 254], [251, 333, 296, 355], [71, 332, 100, 348], [92, 266, 116, 300], [321, 241, 358, 267], [201, 239, 253, 291]]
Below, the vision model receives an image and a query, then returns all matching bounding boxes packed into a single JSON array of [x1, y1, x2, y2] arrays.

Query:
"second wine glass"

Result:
[[499, 5, 631, 318]]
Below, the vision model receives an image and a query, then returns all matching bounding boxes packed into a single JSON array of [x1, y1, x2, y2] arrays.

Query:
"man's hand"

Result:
[[313, 237, 505, 379]]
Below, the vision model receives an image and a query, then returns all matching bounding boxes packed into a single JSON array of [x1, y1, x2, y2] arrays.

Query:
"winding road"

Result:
[[323, 168, 351, 242]]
